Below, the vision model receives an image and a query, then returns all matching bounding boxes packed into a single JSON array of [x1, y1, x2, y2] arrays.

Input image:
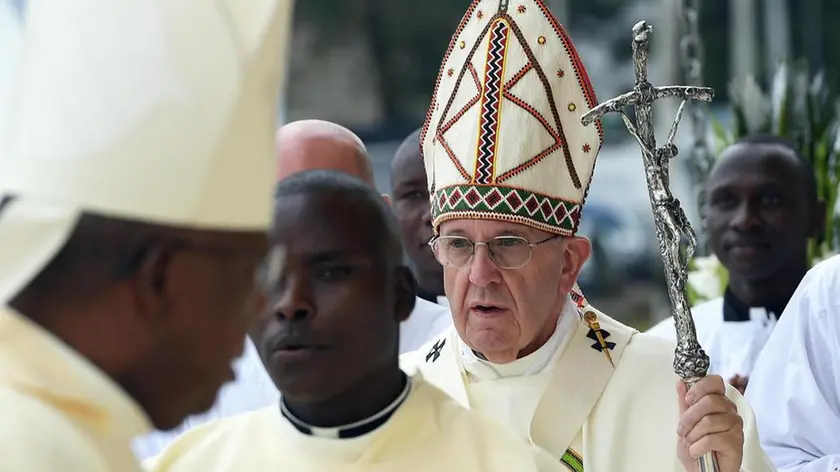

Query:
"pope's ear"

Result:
[[381, 194, 392, 207], [559, 237, 591, 293]]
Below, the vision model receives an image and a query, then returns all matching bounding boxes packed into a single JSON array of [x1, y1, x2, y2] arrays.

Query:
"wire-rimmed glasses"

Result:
[[429, 235, 561, 270]]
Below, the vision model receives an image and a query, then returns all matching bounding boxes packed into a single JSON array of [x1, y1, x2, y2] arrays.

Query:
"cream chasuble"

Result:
[[146, 375, 566, 472], [401, 298, 775, 471], [0, 306, 150, 471]]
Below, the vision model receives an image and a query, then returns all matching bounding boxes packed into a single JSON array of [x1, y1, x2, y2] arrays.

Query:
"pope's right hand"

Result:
[[676, 376, 744, 472]]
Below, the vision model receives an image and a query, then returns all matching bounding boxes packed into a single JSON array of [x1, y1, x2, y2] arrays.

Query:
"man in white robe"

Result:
[[648, 134, 824, 393], [0, 1, 292, 470], [400, 1, 774, 470], [132, 120, 452, 459], [746, 254, 840, 471], [146, 170, 566, 472]]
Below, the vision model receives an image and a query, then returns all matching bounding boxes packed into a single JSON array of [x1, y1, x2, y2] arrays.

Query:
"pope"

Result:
[[401, 1, 774, 470]]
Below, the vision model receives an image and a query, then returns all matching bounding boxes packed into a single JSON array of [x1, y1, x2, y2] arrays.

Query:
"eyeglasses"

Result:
[[429, 235, 561, 270]]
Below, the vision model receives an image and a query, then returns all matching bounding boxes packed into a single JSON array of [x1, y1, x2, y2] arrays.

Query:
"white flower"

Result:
[[692, 254, 721, 271], [688, 255, 725, 303]]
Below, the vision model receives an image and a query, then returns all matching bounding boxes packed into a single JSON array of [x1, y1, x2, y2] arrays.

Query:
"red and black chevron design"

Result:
[[474, 18, 510, 185]]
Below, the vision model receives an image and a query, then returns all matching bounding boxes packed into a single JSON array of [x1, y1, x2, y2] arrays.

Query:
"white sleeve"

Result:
[[746, 259, 840, 472]]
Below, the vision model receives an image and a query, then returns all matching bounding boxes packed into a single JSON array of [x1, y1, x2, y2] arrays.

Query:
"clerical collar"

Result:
[[280, 374, 411, 439], [723, 287, 786, 322], [459, 297, 578, 381]]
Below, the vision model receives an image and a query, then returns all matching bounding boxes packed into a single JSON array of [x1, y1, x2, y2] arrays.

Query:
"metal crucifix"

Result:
[[580, 21, 718, 472]]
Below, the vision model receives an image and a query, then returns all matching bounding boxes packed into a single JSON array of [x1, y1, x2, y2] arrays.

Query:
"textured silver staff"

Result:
[[580, 21, 719, 472]]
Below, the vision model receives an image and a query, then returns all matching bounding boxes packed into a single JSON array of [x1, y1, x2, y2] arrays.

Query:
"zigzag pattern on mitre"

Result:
[[474, 18, 509, 184]]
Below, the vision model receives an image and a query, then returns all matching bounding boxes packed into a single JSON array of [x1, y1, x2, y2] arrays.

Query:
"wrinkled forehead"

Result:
[[438, 218, 554, 240]]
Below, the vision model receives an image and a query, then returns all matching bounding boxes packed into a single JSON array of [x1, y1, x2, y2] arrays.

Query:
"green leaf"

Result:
[[708, 114, 733, 157], [770, 62, 790, 134]]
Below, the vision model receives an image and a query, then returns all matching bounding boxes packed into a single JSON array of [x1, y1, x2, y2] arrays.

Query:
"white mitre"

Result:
[[421, 0, 603, 236], [0, 0, 294, 303]]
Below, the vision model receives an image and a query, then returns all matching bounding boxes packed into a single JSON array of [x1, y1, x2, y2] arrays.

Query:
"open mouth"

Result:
[[470, 304, 505, 316]]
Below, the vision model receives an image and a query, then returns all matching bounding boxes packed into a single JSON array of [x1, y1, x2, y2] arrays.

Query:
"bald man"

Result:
[[132, 119, 452, 459], [275, 119, 375, 184]]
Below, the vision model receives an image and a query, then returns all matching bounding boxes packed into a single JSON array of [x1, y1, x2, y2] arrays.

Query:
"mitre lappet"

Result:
[[0, 0, 293, 304], [421, 0, 603, 237]]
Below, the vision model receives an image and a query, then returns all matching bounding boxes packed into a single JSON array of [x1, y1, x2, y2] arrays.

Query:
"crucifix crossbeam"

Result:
[[580, 20, 719, 472], [581, 85, 712, 126]]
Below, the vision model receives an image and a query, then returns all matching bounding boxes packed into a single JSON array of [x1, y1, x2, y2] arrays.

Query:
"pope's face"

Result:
[[436, 219, 590, 363]]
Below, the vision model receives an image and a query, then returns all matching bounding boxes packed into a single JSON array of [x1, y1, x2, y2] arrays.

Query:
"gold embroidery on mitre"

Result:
[[584, 311, 615, 367]]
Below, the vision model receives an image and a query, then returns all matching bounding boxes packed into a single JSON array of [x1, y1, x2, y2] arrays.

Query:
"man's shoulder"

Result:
[[145, 408, 271, 471], [0, 387, 108, 470]]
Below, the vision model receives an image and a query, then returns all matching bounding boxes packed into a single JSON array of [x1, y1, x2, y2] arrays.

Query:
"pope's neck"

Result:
[[461, 302, 576, 381], [282, 361, 405, 428], [727, 257, 808, 310]]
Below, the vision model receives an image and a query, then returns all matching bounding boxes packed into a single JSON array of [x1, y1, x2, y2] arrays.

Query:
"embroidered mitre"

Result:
[[0, 0, 293, 302], [421, 0, 603, 236]]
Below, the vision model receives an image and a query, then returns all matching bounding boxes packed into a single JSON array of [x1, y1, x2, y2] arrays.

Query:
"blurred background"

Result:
[[2, 0, 837, 329]]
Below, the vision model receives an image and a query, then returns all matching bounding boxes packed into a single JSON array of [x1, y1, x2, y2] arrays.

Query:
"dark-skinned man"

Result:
[[134, 119, 452, 459], [0, 1, 291, 471], [147, 170, 566, 472], [648, 133, 824, 394], [391, 129, 446, 306]]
